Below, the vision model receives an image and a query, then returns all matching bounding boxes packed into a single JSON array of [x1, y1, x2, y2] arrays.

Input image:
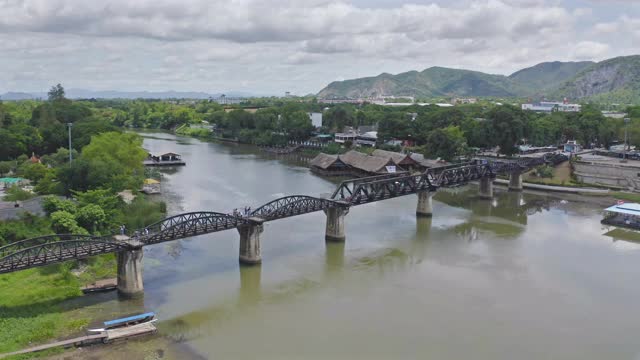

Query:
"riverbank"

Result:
[[0, 258, 114, 358], [0, 195, 166, 358]]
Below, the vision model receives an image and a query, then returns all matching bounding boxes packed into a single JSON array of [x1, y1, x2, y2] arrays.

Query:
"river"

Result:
[[68, 132, 640, 359]]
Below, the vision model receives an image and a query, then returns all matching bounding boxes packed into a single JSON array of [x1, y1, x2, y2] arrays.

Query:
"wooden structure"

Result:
[[372, 149, 422, 172], [81, 278, 117, 293], [0, 322, 157, 358], [144, 152, 186, 167], [339, 151, 404, 177], [309, 153, 352, 176]]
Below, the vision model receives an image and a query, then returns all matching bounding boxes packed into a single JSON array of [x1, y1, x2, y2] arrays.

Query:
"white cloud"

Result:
[[594, 22, 619, 34], [571, 41, 611, 60], [0, 0, 636, 95]]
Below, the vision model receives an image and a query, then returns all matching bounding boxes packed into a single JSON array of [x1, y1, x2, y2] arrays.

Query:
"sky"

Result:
[[0, 0, 638, 95]]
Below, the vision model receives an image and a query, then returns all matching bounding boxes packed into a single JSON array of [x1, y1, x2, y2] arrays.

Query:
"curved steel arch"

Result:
[[251, 195, 339, 221], [140, 211, 245, 245], [0, 238, 132, 274], [0, 234, 107, 260]]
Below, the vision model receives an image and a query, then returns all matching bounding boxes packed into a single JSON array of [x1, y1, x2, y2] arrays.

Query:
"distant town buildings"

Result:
[[452, 98, 477, 105], [522, 99, 581, 113], [563, 140, 582, 153]]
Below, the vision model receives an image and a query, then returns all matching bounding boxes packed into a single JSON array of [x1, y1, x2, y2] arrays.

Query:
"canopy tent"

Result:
[[0, 177, 25, 185]]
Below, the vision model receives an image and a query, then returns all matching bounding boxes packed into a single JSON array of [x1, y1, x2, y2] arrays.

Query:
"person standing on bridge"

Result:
[[120, 224, 126, 235]]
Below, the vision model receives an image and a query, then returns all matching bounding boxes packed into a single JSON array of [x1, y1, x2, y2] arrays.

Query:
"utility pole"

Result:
[[67, 122, 73, 163], [623, 118, 631, 162]]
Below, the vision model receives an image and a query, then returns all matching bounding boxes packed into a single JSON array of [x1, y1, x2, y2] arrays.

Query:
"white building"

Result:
[[308, 112, 323, 128], [334, 132, 358, 144], [522, 101, 581, 113], [356, 131, 378, 147]]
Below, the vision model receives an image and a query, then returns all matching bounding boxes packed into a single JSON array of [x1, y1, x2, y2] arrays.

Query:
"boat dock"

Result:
[[81, 278, 117, 293], [144, 152, 186, 167], [0, 323, 157, 358]]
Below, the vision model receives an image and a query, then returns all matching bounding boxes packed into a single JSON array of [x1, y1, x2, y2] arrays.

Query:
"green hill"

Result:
[[550, 55, 640, 104], [317, 55, 640, 104], [317, 67, 522, 99], [508, 61, 594, 94]]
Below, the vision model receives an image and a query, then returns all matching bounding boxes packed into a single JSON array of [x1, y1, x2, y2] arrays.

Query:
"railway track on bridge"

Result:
[[0, 156, 562, 275]]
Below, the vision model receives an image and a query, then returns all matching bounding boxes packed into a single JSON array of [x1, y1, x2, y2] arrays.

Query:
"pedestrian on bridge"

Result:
[[120, 224, 126, 235]]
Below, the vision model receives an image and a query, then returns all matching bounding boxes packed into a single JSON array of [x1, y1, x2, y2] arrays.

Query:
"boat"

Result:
[[88, 312, 157, 333], [602, 201, 640, 230]]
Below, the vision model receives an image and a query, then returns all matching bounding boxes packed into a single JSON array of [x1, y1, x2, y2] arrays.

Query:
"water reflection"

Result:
[[238, 265, 262, 306], [324, 241, 345, 277], [128, 132, 640, 360]]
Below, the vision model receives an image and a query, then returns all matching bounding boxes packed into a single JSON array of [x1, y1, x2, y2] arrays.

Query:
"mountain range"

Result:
[[0, 89, 258, 101], [317, 55, 640, 103]]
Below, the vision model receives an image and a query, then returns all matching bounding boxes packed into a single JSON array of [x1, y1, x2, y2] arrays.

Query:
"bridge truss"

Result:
[[0, 157, 564, 274]]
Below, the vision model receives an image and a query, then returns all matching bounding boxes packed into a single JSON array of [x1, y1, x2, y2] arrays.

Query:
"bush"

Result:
[[50, 211, 87, 234], [324, 142, 343, 155], [534, 165, 554, 178], [42, 196, 77, 215], [2, 186, 35, 201], [378, 144, 402, 152]]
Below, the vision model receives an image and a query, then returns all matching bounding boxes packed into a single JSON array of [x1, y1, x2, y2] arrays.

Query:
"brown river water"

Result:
[[51, 132, 640, 360]]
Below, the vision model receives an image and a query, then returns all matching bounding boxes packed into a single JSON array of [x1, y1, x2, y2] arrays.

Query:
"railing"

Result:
[[0, 158, 547, 273]]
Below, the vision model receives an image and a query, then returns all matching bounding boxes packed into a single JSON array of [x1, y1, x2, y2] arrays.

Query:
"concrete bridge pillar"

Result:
[[237, 219, 264, 265], [478, 177, 494, 199], [324, 206, 349, 242], [509, 171, 523, 192], [115, 236, 144, 297], [416, 191, 434, 217]]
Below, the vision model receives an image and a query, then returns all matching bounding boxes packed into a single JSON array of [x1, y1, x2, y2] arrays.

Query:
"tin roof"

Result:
[[605, 203, 640, 216]]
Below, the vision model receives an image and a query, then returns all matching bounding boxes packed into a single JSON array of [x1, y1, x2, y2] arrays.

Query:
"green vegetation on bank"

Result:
[[0, 85, 167, 357]]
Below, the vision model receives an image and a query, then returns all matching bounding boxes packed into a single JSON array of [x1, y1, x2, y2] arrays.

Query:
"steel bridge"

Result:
[[0, 157, 559, 275]]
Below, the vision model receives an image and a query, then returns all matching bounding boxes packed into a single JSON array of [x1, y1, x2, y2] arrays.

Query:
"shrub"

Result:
[[2, 186, 35, 201], [535, 165, 554, 178], [42, 196, 77, 215]]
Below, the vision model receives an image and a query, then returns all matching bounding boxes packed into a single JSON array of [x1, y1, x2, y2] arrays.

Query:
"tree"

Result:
[[48, 84, 66, 102], [486, 105, 526, 156], [423, 126, 467, 161], [76, 204, 107, 232], [378, 113, 411, 142], [282, 110, 314, 141], [0, 162, 11, 176], [42, 196, 77, 215], [79, 132, 147, 191], [50, 210, 87, 234]]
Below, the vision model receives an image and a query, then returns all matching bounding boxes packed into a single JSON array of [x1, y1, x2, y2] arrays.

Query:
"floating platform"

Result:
[[81, 278, 117, 293], [0, 323, 157, 358], [143, 160, 186, 167]]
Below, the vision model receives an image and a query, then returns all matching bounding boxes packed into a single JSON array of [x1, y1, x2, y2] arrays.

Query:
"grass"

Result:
[[0, 265, 90, 357], [0, 255, 117, 358], [175, 126, 211, 138], [611, 192, 640, 203]]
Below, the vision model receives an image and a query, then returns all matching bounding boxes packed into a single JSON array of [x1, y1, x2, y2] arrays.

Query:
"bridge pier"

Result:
[[416, 191, 434, 217], [116, 236, 144, 297], [478, 177, 494, 199], [509, 171, 523, 192], [324, 206, 349, 242], [237, 219, 264, 265]]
